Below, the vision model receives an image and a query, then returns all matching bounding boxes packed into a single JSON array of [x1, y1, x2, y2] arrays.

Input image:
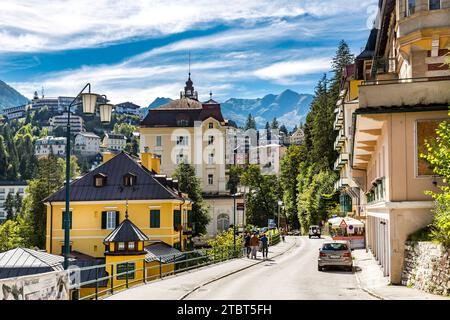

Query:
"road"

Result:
[[183, 236, 375, 300]]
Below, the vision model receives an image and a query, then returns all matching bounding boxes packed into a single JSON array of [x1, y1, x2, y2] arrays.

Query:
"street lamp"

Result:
[[231, 191, 242, 256], [277, 200, 283, 229], [63, 83, 113, 269]]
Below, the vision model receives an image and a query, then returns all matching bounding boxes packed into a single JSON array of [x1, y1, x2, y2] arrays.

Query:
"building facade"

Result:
[[290, 128, 305, 145], [35, 136, 67, 158], [0, 181, 27, 222], [31, 93, 77, 114], [44, 151, 193, 257], [49, 112, 84, 134], [115, 102, 141, 116], [74, 132, 101, 156], [140, 75, 244, 236], [334, 0, 450, 283], [102, 133, 127, 152], [2, 104, 31, 120]]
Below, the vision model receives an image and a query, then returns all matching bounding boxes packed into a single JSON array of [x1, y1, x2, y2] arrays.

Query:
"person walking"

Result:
[[244, 232, 251, 258], [281, 228, 286, 242], [260, 233, 269, 259], [250, 233, 260, 259]]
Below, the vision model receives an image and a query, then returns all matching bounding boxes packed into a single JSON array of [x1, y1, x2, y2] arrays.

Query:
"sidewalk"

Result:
[[353, 249, 449, 300], [106, 236, 298, 300]]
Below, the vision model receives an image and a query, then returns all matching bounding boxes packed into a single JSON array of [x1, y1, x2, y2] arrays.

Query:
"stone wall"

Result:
[[401, 241, 450, 296]]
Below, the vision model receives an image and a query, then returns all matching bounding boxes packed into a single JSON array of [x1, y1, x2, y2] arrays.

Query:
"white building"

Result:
[[290, 128, 305, 145], [2, 104, 31, 120], [35, 136, 67, 157], [0, 181, 27, 222], [74, 132, 101, 156], [115, 102, 141, 116], [103, 133, 127, 151], [49, 112, 84, 134], [31, 93, 76, 114], [249, 144, 286, 175]]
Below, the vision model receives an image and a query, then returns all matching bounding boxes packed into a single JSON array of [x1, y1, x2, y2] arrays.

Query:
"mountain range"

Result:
[[0, 80, 29, 111], [146, 90, 313, 129]]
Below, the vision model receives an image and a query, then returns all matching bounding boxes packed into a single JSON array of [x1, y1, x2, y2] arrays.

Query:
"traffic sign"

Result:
[[339, 219, 348, 228]]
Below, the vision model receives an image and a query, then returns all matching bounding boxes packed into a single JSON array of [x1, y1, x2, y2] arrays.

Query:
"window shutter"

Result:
[[101, 211, 107, 229], [187, 210, 192, 226], [115, 211, 120, 228], [173, 210, 181, 228], [150, 210, 160, 228]]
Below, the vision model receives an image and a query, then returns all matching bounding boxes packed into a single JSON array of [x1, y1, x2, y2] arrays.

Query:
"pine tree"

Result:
[[4, 192, 16, 220], [271, 117, 279, 129], [245, 114, 257, 130]]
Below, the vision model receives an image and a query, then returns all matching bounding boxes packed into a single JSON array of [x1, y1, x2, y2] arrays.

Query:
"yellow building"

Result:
[[140, 74, 243, 237], [334, 0, 450, 284]]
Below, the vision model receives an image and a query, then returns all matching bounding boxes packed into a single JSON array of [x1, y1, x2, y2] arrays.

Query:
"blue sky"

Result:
[[0, 0, 378, 107]]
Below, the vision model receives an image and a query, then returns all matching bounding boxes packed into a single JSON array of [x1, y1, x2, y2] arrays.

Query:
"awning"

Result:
[[328, 217, 365, 228]]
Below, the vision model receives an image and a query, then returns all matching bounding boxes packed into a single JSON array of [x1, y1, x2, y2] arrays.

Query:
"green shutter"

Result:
[[173, 210, 181, 228], [187, 210, 192, 226], [150, 210, 160, 228], [101, 212, 107, 229]]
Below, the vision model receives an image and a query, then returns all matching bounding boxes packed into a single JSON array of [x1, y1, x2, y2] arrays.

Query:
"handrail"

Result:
[[74, 246, 245, 300], [362, 75, 450, 86]]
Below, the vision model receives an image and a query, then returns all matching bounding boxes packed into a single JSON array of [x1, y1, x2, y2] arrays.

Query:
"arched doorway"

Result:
[[217, 214, 230, 233]]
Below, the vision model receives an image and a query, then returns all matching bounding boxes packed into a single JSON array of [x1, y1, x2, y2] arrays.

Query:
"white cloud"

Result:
[[0, 0, 376, 53], [253, 58, 332, 81]]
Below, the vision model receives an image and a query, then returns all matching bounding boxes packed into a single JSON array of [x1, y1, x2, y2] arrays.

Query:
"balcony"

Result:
[[398, 9, 450, 38], [333, 106, 344, 131], [334, 129, 345, 151], [359, 76, 450, 108], [334, 178, 350, 191], [334, 153, 349, 171]]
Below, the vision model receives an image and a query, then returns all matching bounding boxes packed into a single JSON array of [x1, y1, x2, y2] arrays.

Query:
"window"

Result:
[[0, 188, 4, 194], [417, 120, 441, 176], [407, 0, 416, 16], [208, 135, 214, 145], [208, 153, 214, 165], [118, 242, 125, 250], [123, 173, 137, 186], [94, 174, 106, 187], [208, 174, 214, 185], [217, 214, 230, 233], [61, 211, 72, 229], [177, 119, 189, 127], [429, 0, 440, 10], [116, 262, 135, 280], [209, 123, 214, 129], [106, 211, 117, 229], [176, 136, 188, 146], [176, 154, 186, 164], [8, 188, 13, 193], [18, 188, 24, 193], [128, 242, 135, 250], [150, 210, 160, 228], [156, 136, 162, 147], [187, 210, 193, 227], [102, 211, 119, 230]]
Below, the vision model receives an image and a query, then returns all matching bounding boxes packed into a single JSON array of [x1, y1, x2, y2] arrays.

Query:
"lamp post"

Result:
[[63, 83, 113, 269], [277, 200, 283, 229], [231, 190, 243, 256]]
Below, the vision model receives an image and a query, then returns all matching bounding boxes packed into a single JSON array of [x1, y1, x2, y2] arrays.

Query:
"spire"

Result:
[[181, 51, 198, 100], [125, 199, 129, 219], [210, 91, 213, 100]]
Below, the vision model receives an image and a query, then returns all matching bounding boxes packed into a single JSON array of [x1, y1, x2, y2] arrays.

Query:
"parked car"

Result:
[[318, 241, 353, 272], [308, 225, 321, 238]]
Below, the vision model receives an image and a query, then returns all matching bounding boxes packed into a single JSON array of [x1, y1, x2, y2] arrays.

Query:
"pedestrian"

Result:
[[281, 228, 286, 242], [260, 233, 269, 259], [250, 232, 260, 259], [244, 232, 251, 258]]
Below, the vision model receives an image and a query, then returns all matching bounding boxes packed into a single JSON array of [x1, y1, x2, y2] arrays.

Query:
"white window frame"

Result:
[[176, 154, 185, 164], [208, 153, 214, 165], [428, 0, 441, 10], [208, 135, 214, 145], [208, 174, 214, 185], [128, 242, 135, 250], [176, 136, 188, 146], [106, 211, 116, 230], [156, 136, 162, 147], [406, 0, 416, 16]]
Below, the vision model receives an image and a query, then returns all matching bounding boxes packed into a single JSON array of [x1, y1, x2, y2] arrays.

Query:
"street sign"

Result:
[[339, 219, 348, 229], [236, 203, 245, 211], [347, 225, 354, 234]]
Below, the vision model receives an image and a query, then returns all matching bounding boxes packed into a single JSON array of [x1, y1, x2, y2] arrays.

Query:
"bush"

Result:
[[407, 226, 433, 242]]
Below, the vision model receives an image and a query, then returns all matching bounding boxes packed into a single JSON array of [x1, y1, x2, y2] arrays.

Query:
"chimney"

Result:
[[102, 152, 115, 163], [141, 151, 161, 174]]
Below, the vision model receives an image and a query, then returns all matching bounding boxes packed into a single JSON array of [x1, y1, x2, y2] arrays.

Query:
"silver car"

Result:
[[318, 241, 353, 272]]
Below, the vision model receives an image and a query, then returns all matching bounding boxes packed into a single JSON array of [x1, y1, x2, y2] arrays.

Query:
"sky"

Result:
[[0, 0, 379, 107]]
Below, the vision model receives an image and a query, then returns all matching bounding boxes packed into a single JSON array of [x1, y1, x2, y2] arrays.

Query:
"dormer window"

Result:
[[94, 173, 107, 187], [123, 173, 137, 186]]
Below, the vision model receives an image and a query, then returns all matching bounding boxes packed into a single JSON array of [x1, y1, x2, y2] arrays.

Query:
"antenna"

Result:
[[125, 199, 129, 219], [188, 51, 191, 77]]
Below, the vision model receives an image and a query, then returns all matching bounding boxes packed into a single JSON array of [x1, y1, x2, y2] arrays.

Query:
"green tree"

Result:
[[421, 115, 450, 247], [271, 117, 279, 129], [240, 165, 279, 227], [0, 220, 25, 251], [173, 162, 210, 236], [245, 114, 257, 130], [279, 125, 288, 135], [226, 165, 243, 195], [4, 192, 16, 220]]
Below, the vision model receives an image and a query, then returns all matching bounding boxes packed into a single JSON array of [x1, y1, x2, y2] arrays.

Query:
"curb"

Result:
[[353, 260, 385, 300], [179, 238, 300, 300]]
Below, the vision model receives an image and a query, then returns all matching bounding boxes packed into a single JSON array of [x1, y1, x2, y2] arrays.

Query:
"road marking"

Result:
[[179, 238, 300, 300]]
